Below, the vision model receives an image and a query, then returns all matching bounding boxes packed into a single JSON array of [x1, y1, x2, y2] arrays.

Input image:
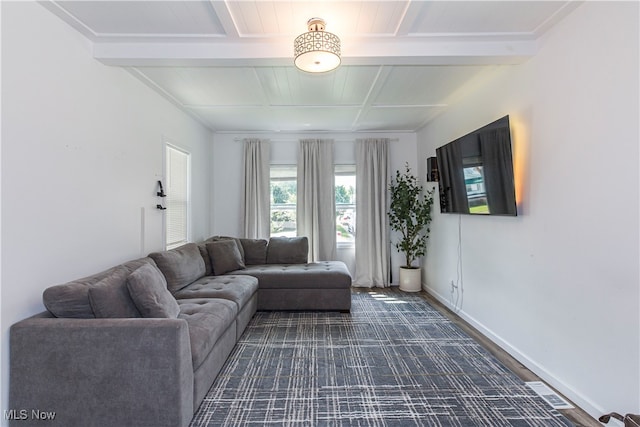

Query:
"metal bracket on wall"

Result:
[[156, 180, 167, 210]]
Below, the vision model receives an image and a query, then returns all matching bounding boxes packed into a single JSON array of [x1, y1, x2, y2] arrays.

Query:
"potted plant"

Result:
[[388, 163, 435, 292]]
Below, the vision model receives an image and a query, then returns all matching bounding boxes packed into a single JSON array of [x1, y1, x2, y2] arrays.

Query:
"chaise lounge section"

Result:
[[9, 236, 352, 427], [235, 262, 352, 311], [216, 235, 352, 311]]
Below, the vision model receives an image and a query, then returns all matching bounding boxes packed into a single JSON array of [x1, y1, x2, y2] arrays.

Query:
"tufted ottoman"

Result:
[[227, 261, 352, 312]]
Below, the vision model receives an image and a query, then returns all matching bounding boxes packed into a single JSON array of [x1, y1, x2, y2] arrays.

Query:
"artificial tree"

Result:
[[388, 163, 435, 275]]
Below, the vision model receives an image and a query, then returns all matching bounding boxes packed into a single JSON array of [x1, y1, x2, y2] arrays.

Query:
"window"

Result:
[[270, 165, 297, 237], [335, 165, 356, 246], [269, 164, 356, 244], [165, 144, 190, 249], [463, 155, 489, 214], [464, 166, 489, 214]]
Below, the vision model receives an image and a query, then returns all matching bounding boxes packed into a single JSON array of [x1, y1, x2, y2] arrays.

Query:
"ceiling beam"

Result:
[[93, 37, 537, 67], [208, 0, 239, 38]]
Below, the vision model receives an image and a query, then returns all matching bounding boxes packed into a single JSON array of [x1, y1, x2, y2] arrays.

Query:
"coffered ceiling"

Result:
[[41, 1, 580, 133]]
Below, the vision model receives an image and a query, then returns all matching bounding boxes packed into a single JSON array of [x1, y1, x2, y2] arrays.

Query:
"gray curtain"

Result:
[[479, 129, 516, 215], [297, 139, 336, 261], [242, 138, 270, 239], [353, 138, 390, 288]]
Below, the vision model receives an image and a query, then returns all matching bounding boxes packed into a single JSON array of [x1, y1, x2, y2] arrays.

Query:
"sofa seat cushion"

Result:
[[178, 298, 237, 371], [227, 261, 352, 290], [173, 275, 258, 311]]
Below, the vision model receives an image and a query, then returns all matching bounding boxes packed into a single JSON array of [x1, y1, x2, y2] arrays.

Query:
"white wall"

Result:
[[417, 1, 639, 417], [0, 2, 212, 421], [211, 132, 417, 280]]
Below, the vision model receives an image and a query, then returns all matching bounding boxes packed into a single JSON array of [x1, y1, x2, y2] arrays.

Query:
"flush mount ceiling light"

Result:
[[294, 18, 341, 73]]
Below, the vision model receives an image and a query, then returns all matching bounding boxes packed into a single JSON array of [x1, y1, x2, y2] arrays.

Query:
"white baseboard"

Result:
[[423, 284, 607, 422]]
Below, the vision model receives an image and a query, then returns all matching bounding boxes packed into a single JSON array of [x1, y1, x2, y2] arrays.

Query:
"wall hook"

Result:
[[157, 180, 167, 197], [156, 180, 167, 210]]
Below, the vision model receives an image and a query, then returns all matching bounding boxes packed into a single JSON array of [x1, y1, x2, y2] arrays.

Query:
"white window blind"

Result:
[[165, 145, 190, 249]]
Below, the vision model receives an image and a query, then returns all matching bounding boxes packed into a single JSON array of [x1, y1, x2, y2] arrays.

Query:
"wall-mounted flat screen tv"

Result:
[[436, 115, 517, 216]]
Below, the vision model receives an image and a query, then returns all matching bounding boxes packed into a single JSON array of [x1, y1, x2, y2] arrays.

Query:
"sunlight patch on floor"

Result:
[[368, 291, 409, 304]]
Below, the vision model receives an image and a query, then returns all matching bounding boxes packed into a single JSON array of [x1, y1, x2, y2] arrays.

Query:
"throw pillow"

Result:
[[266, 236, 309, 264], [197, 242, 213, 276], [206, 236, 245, 259], [149, 243, 205, 293], [126, 264, 180, 318], [206, 240, 246, 275], [88, 268, 141, 318], [239, 238, 268, 265]]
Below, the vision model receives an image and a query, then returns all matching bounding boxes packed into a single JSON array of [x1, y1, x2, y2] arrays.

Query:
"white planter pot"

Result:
[[398, 267, 422, 292]]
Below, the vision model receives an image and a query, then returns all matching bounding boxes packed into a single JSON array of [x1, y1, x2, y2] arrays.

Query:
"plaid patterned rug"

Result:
[[190, 289, 573, 426]]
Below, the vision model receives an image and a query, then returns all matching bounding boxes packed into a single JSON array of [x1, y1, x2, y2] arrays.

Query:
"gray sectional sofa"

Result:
[[9, 236, 352, 427]]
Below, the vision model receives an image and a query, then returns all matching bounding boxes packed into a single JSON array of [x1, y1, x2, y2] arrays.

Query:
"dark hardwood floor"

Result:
[[414, 290, 602, 427]]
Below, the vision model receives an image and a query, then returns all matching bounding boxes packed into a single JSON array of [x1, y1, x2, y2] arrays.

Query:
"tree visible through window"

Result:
[[270, 165, 297, 237], [269, 164, 356, 244], [335, 165, 356, 246]]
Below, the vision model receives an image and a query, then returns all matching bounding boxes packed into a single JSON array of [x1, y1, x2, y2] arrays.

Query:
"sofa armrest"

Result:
[[9, 314, 194, 427]]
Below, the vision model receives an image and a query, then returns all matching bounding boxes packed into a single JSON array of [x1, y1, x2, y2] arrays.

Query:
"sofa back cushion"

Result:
[[43, 257, 156, 318], [43, 282, 97, 319], [240, 239, 268, 265], [266, 237, 309, 264], [207, 240, 246, 275], [126, 264, 180, 318], [149, 243, 205, 293]]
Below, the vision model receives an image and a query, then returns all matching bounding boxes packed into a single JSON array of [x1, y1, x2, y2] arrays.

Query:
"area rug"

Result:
[[190, 289, 573, 426]]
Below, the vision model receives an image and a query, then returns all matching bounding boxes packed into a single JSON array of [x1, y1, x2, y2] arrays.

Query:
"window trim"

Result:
[[164, 141, 191, 250]]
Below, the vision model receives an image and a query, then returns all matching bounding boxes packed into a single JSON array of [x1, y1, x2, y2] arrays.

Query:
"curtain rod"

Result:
[[233, 137, 400, 143]]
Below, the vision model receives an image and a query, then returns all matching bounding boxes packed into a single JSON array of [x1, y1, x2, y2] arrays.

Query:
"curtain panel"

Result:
[[354, 138, 390, 287], [297, 139, 336, 262], [242, 138, 270, 239]]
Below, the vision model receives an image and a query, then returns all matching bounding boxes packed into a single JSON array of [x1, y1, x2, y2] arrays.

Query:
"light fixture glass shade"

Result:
[[294, 18, 341, 73]]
